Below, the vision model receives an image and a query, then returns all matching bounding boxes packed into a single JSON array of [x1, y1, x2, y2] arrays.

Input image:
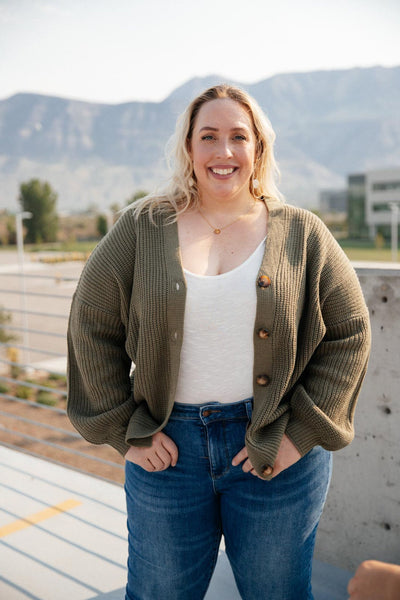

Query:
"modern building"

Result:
[[319, 189, 347, 213], [365, 167, 400, 239], [347, 168, 400, 240], [347, 173, 368, 239]]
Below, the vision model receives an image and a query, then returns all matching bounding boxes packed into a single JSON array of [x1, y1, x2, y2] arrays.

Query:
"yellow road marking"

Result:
[[0, 499, 82, 538]]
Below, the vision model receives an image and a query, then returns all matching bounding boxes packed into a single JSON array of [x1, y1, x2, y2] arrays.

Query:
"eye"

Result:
[[234, 134, 247, 141], [201, 134, 215, 141]]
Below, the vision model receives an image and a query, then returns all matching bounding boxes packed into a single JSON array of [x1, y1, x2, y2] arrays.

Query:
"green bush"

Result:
[[11, 365, 21, 379], [16, 385, 32, 399], [0, 307, 19, 343], [47, 373, 67, 384], [0, 382, 9, 394], [36, 391, 58, 406]]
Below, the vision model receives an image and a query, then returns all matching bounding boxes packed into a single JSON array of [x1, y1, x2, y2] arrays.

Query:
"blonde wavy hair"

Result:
[[131, 84, 283, 221]]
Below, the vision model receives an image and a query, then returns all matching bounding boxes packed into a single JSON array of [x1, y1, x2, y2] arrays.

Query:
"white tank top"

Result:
[[174, 238, 266, 404]]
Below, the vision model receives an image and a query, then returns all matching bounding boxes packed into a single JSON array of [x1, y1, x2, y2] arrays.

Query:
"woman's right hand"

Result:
[[125, 431, 178, 472]]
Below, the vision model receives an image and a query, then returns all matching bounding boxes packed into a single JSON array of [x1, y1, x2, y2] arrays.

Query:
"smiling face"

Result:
[[188, 98, 257, 206]]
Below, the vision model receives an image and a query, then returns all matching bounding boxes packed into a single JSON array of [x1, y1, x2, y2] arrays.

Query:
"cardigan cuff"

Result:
[[125, 435, 153, 448], [284, 419, 321, 457], [245, 412, 290, 480], [285, 410, 354, 457], [125, 401, 165, 447]]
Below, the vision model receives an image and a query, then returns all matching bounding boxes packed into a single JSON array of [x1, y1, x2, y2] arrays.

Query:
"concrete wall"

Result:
[[315, 265, 400, 571]]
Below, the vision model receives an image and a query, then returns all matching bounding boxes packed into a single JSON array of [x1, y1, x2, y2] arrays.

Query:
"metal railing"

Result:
[[0, 262, 124, 485]]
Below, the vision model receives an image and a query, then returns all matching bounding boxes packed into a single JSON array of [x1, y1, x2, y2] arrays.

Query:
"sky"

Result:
[[0, 0, 399, 104]]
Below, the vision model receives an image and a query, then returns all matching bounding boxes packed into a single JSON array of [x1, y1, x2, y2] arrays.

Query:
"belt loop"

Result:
[[245, 398, 253, 420]]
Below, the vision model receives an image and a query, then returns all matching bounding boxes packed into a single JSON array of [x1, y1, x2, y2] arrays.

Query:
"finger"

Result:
[[143, 456, 156, 471], [241, 458, 255, 474], [232, 446, 248, 466], [155, 447, 172, 467], [160, 436, 179, 466], [347, 577, 356, 594], [146, 454, 164, 470], [246, 465, 266, 480]]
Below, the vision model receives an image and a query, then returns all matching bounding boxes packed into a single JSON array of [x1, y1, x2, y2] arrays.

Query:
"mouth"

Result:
[[209, 167, 237, 176]]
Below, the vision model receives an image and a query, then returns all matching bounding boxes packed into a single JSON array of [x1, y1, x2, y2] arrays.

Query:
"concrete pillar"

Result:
[[315, 266, 400, 571]]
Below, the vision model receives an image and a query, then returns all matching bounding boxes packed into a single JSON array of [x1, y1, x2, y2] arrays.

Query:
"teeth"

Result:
[[211, 168, 234, 175]]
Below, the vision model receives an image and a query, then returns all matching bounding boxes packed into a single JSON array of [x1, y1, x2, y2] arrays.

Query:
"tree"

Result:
[[96, 214, 108, 238], [109, 202, 121, 225], [125, 189, 148, 207], [109, 202, 121, 214], [18, 179, 59, 243], [6, 214, 16, 245]]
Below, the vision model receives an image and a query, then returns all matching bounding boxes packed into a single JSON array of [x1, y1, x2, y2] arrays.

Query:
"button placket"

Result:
[[170, 280, 182, 343], [256, 374, 271, 386], [257, 328, 270, 339], [257, 275, 271, 288]]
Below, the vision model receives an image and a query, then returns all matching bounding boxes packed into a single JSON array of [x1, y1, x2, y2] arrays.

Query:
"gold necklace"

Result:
[[198, 199, 256, 234]]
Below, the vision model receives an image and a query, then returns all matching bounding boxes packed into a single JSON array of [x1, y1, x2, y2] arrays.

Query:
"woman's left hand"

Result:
[[232, 434, 302, 479]]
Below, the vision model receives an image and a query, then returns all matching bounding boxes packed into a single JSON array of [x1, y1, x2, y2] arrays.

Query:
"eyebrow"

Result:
[[198, 126, 249, 133]]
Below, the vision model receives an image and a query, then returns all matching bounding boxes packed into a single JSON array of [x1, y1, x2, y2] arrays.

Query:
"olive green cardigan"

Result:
[[67, 198, 371, 479]]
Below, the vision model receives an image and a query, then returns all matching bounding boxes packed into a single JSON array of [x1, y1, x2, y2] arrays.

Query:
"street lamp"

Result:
[[15, 211, 32, 367]]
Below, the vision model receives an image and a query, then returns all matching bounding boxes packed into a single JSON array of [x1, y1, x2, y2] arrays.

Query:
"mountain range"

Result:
[[1, 65, 399, 212]]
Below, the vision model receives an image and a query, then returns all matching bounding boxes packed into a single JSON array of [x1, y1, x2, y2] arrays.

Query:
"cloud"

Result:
[[36, 1, 72, 17]]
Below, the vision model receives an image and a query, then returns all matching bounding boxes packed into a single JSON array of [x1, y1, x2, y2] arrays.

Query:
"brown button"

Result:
[[256, 374, 271, 386], [262, 465, 273, 477], [257, 328, 270, 339], [257, 275, 271, 288]]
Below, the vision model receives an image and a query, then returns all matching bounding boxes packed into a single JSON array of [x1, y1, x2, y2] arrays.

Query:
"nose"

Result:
[[215, 138, 233, 159]]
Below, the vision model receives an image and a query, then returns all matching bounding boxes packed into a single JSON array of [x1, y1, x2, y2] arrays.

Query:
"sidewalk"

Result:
[[0, 446, 352, 599]]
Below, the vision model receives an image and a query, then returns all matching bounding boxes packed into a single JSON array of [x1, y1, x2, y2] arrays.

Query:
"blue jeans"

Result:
[[125, 400, 332, 600]]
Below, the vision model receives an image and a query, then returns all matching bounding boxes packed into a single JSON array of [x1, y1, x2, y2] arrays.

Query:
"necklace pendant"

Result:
[[213, 228, 221, 235]]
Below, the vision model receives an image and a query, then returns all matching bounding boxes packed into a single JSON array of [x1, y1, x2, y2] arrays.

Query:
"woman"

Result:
[[67, 84, 371, 600]]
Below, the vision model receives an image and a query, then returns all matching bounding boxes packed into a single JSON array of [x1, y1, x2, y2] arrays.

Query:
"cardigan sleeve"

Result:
[[67, 212, 138, 457], [285, 312, 371, 456], [285, 220, 371, 457], [67, 297, 134, 456]]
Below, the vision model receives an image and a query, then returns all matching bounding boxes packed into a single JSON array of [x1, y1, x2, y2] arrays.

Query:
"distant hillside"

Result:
[[1, 66, 399, 211]]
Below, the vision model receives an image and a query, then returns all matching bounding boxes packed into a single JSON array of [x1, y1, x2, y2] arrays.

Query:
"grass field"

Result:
[[340, 246, 399, 262], [1, 240, 399, 263]]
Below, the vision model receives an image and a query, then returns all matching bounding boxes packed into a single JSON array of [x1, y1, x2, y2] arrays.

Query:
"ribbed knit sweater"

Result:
[[67, 198, 371, 479]]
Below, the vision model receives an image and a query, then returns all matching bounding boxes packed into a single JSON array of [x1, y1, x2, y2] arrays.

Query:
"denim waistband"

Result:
[[171, 398, 253, 422]]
